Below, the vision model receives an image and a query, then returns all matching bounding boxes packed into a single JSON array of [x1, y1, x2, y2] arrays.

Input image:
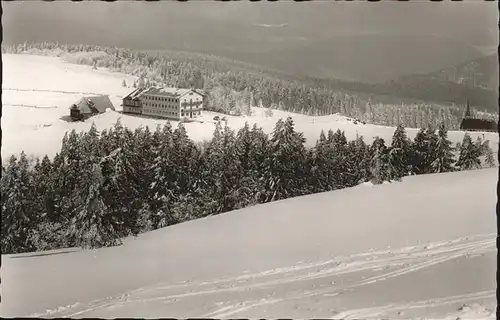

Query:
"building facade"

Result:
[[123, 87, 204, 121], [122, 88, 147, 115]]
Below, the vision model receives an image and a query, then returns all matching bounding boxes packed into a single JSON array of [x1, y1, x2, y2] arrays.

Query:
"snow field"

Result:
[[1, 167, 496, 318]]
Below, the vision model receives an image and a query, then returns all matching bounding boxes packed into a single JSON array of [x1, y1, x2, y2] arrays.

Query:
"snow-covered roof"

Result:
[[71, 95, 115, 114], [192, 89, 207, 97], [142, 87, 202, 98], [123, 88, 149, 100]]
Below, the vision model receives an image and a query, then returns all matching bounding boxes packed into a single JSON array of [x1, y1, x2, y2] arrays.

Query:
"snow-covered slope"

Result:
[[1, 168, 496, 319], [2, 54, 498, 162]]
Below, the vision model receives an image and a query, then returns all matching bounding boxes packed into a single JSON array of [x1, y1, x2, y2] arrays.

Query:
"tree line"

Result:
[[4, 42, 497, 129], [1, 118, 495, 254]]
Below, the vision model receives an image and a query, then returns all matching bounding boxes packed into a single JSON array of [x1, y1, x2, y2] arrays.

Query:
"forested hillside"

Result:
[[224, 34, 484, 83], [3, 42, 498, 130], [427, 53, 498, 90], [370, 77, 497, 114], [1, 117, 495, 254], [368, 54, 499, 113]]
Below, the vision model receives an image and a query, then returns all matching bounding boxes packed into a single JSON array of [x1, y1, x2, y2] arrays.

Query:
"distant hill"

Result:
[[272, 52, 498, 113], [218, 34, 485, 84], [364, 54, 499, 113], [422, 53, 498, 91], [3, 1, 493, 84]]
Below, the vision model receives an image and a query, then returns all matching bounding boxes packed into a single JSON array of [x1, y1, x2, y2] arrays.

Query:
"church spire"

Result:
[[464, 95, 471, 119]]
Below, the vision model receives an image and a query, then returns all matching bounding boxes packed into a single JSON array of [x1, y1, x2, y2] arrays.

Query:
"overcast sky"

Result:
[[3, 1, 498, 47]]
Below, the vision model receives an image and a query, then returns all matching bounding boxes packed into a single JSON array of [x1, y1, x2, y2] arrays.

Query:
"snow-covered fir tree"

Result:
[[32, 155, 60, 224], [456, 133, 482, 170], [390, 125, 414, 177], [353, 135, 371, 184], [203, 124, 241, 213], [233, 122, 265, 208], [53, 129, 87, 227], [171, 123, 201, 195], [330, 129, 355, 188], [370, 145, 386, 185], [308, 130, 333, 192], [430, 122, 455, 173], [67, 162, 122, 249], [149, 123, 177, 227], [412, 128, 438, 174], [481, 140, 496, 168], [108, 142, 142, 236], [1, 154, 39, 253], [369, 137, 392, 184], [263, 117, 308, 202]]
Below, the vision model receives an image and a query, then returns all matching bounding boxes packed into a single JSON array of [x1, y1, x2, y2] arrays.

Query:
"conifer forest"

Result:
[[1, 118, 494, 254]]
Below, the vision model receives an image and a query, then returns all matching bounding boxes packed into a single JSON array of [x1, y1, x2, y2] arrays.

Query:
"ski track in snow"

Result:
[[31, 233, 496, 318], [332, 290, 496, 319]]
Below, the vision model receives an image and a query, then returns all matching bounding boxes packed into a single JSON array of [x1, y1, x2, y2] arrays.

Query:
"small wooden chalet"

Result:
[[459, 97, 498, 132], [70, 95, 115, 121]]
